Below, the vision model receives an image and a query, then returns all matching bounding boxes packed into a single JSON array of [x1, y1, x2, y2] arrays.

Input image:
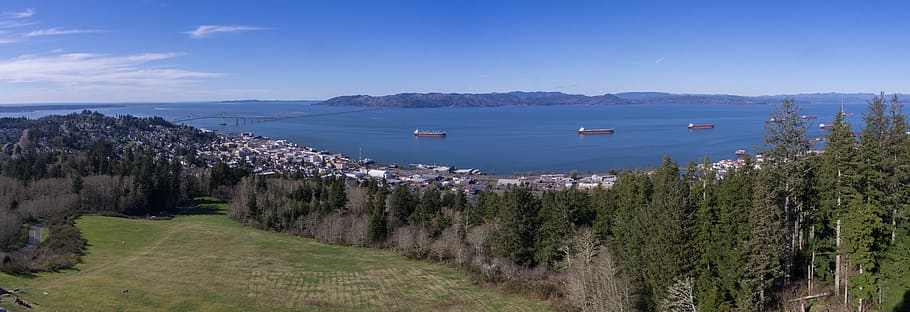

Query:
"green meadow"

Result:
[[0, 201, 549, 311]]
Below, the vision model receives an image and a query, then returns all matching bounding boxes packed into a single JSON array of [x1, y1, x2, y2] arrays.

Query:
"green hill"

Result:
[[0, 200, 548, 311]]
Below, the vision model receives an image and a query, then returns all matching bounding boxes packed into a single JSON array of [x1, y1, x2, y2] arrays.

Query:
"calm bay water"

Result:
[[2, 102, 875, 174]]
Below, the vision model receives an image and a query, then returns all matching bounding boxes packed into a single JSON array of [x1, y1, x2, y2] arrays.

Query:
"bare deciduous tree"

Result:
[[659, 277, 697, 312], [565, 228, 635, 312]]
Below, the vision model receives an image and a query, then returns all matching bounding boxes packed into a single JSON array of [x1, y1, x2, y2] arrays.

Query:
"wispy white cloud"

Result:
[[655, 57, 665, 64], [25, 28, 101, 37], [0, 52, 222, 87], [3, 8, 34, 19], [184, 25, 268, 39], [0, 20, 36, 29]]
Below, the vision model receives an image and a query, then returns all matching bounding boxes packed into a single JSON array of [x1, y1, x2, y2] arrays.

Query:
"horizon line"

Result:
[[0, 90, 904, 105]]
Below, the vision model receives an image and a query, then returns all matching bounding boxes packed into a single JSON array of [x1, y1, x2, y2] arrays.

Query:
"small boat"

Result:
[[414, 129, 446, 137], [688, 123, 714, 130], [735, 149, 747, 156], [819, 123, 834, 130], [578, 127, 614, 135], [801, 115, 817, 120], [769, 117, 784, 123]]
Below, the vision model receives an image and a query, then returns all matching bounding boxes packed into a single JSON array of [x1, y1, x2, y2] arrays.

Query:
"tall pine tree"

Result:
[[762, 97, 811, 282]]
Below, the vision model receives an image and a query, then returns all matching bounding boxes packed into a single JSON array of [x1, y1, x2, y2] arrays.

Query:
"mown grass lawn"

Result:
[[0, 201, 549, 311]]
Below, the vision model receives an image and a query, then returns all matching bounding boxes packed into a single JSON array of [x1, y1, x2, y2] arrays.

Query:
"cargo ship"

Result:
[[414, 129, 446, 137], [577, 127, 614, 135], [688, 123, 714, 130], [819, 123, 834, 130]]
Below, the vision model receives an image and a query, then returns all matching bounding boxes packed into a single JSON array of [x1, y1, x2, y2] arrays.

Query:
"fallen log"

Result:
[[788, 292, 831, 302]]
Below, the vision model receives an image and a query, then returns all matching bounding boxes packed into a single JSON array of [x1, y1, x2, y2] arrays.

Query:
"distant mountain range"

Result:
[[319, 91, 901, 108]]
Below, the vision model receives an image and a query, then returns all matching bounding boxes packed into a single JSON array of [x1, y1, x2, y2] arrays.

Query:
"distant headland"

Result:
[[318, 91, 892, 108]]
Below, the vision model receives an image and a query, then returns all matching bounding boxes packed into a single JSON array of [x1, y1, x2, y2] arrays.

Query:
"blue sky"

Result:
[[0, 0, 908, 103]]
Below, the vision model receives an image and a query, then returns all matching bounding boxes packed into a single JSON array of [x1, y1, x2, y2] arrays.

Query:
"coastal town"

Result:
[[196, 129, 760, 193]]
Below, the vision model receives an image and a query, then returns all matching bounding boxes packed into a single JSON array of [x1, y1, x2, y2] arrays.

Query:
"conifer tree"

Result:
[[491, 186, 540, 266], [453, 189, 466, 212], [762, 97, 811, 281], [842, 194, 881, 309], [535, 190, 575, 268], [390, 185, 416, 224], [639, 156, 693, 306], [884, 94, 908, 244], [741, 169, 785, 311], [590, 186, 615, 239], [815, 105, 857, 300], [610, 170, 653, 308], [410, 187, 440, 227]]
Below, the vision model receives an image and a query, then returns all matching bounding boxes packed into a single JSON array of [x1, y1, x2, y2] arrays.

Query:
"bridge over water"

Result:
[[169, 108, 381, 126]]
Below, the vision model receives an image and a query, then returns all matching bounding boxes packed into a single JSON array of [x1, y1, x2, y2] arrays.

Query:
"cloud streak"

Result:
[[3, 8, 34, 19], [0, 52, 222, 87], [25, 28, 101, 37], [184, 25, 267, 39]]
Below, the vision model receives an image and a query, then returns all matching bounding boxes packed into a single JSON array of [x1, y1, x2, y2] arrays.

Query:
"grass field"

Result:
[[0, 201, 550, 311]]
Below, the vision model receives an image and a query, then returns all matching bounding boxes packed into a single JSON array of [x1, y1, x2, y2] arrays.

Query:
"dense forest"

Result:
[[231, 95, 910, 311]]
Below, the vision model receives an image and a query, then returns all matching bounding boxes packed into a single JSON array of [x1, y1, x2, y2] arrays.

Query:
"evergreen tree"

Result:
[[453, 189, 466, 212], [740, 169, 785, 311], [410, 188, 440, 227], [327, 177, 348, 213], [762, 97, 811, 281], [639, 156, 694, 306], [707, 163, 752, 310], [535, 190, 575, 268], [477, 188, 503, 222], [690, 159, 741, 312], [804, 105, 862, 304], [390, 185, 416, 225], [842, 195, 881, 309], [491, 186, 540, 266], [885, 94, 909, 245], [590, 186, 615, 239], [369, 209, 389, 243], [610, 170, 653, 309]]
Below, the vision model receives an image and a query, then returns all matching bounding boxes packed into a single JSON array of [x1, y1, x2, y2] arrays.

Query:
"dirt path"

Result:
[[26, 223, 44, 249], [1, 222, 44, 259]]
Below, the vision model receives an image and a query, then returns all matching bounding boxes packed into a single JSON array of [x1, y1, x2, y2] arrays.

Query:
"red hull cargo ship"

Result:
[[414, 129, 446, 137], [578, 127, 614, 135], [688, 123, 714, 130]]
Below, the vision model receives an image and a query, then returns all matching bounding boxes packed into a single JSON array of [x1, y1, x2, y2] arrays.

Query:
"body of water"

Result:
[[1, 102, 875, 174]]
